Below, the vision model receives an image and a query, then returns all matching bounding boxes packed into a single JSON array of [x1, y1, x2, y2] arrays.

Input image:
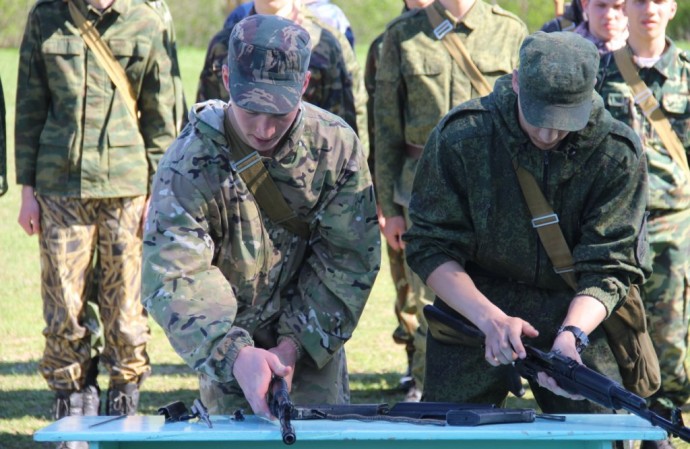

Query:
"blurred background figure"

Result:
[[541, 0, 584, 32], [303, 0, 355, 48]]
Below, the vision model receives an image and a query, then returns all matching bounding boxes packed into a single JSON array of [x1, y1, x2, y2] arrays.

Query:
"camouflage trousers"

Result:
[[402, 207, 436, 392], [424, 278, 622, 414], [36, 195, 151, 391], [643, 212, 690, 408], [199, 346, 350, 414]]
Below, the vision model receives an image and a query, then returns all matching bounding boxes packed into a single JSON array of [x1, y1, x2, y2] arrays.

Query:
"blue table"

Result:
[[34, 413, 667, 449]]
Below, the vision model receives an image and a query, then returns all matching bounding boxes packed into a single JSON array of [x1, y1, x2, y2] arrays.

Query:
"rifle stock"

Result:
[[424, 304, 690, 443]]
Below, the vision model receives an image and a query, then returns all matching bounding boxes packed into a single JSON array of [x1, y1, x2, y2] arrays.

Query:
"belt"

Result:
[[405, 142, 424, 160]]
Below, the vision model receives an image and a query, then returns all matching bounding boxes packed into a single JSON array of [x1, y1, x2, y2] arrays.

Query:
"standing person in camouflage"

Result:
[[574, 0, 628, 55], [374, 0, 527, 400], [404, 32, 650, 413], [541, 0, 584, 32], [364, 0, 432, 400], [0, 76, 7, 197], [303, 0, 355, 48], [598, 2, 689, 448], [14, 0, 176, 436], [142, 14, 380, 417], [195, 0, 368, 154]]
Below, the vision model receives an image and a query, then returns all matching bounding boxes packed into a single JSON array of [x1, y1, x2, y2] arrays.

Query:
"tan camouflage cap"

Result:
[[518, 31, 599, 132], [227, 14, 312, 114]]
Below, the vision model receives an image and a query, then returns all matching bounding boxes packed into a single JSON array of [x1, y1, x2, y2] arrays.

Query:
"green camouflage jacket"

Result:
[[598, 40, 690, 214], [195, 7, 367, 153], [374, 0, 527, 217], [142, 100, 380, 383], [14, 0, 176, 198], [404, 75, 650, 316]]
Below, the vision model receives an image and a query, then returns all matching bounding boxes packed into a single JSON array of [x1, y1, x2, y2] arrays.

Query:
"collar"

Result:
[[68, 0, 129, 18], [434, 0, 485, 32], [639, 38, 682, 83]]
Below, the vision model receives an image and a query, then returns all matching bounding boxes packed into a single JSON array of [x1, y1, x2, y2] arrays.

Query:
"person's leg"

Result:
[[96, 196, 150, 415]]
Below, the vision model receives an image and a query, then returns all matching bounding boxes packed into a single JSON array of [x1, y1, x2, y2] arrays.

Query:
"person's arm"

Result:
[[274, 133, 380, 370]]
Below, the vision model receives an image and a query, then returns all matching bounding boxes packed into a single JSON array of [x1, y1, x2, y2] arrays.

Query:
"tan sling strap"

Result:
[[424, 3, 493, 97], [222, 107, 310, 239], [613, 47, 690, 177], [513, 163, 577, 289], [67, 0, 139, 121]]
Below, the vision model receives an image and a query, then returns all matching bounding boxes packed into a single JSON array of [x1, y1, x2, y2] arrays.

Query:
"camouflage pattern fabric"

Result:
[[142, 100, 380, 387], [373, 0, 526, 393], [195, 6, 366, 154], [200, 346, 349, 414], [598, 40, 690, 409], [14, 0, 176, 198], [404, 75, 650, 410], [374, 0, 527, 218], [36, 195, 151, 391], [0, 76, 6, 196]]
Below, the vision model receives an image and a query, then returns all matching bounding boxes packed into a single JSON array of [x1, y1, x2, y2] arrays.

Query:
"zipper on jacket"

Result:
[[533, 151, 551, 286]]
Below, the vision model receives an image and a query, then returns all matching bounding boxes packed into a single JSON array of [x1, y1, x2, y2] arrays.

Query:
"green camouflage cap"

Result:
[[518, 31, 598, 132], [228, 14, 312, 114]]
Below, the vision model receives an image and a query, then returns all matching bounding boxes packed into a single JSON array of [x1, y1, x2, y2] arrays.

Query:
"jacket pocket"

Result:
[[108, 38, 150, 85], [41, 36, 85, 94], [36, 128, 77, 190]]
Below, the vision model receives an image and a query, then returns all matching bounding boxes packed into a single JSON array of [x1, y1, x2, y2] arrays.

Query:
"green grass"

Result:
[[1, 44, 689, 449]]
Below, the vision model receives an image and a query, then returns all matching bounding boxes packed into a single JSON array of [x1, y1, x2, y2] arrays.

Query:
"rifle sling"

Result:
[[613, 47, 690, 178], [424, 3, 492, 97], [67, 0, 139, 122], [513, 163, 577, 290], [223, 107, 310, 239]]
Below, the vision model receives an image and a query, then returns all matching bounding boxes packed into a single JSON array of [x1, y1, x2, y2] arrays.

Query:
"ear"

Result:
[[669, 1, 678, 20], [222, 64, 230, 94], [301, 71, 312, 96], [511, 69, 519, 94]]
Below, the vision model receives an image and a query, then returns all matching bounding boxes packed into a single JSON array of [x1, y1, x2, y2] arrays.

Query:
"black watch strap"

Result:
[[557, 325, 589, 353]]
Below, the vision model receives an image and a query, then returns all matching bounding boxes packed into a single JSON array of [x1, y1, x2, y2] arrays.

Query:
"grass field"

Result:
[[1, 44, 689, 449]]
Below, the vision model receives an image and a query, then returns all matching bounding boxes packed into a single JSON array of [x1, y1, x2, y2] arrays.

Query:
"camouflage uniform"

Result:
[[598, 40, 690, 410], [195, 5, 368, 154], [403, 73, 649, 411], [142, 89, 379, 415], [0, 76, 6, 196], [374, 0, 527, 391], [15, 0, 175, 418]]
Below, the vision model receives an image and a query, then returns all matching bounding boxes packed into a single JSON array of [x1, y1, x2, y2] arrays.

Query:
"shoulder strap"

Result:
[[513, 163, 577, 290], [424, 3, 492, 97], [612, 47, 690, 178], [68, 0, 139, 121], [222, 107, 310, 239]]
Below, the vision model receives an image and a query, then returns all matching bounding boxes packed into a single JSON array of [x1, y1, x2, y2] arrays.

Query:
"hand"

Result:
[[232, 346, 293, 418], [268, 339, 299, 393], [536, 331, 585, 400], [479, 313, 539, 366], [18, 186, 41, 236], [376, 205, 386, 231], [382, 215, 407, 251]]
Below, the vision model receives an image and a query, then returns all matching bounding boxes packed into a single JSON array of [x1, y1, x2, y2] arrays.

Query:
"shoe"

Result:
[[82, 385, 101, 416], [404, 385, 422, 402], [640, 439, 676, 449], [106, 383, 139, 416], [53, 391, 89, 449]]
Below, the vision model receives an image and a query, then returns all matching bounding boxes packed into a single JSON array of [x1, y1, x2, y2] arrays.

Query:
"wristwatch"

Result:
[[557, 325, 589, 353]]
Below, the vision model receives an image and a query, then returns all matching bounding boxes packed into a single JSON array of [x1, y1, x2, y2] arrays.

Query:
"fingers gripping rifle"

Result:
[[268, 376, 297, 445], [423, 304, 690, 443]]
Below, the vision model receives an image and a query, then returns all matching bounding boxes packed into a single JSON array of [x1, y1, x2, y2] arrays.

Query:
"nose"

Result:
[[536, 127, 561, 144], [254, 115, 276, 139]]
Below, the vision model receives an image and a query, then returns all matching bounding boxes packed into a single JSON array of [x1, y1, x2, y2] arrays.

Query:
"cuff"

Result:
[[221, 333, 254, 383]]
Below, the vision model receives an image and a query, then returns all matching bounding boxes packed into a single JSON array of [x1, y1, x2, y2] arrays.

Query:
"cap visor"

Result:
[[521, 95, 592, 132], [229, 71, 303, 114]]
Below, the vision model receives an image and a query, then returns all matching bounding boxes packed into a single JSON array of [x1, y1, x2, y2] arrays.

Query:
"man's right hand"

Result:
[[382, 215, 407, 251], [18, 185, 40, 236], [232, 346, 293, 418]]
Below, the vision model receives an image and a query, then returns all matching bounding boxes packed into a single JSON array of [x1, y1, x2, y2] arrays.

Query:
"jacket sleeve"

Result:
[[142, 143, 254, 384], [276, 136, 381, 369], [374, 27, 405, 218], [14, 11, 49, 187]]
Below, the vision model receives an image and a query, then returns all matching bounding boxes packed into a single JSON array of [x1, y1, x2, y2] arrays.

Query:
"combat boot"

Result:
[[53, 390, 88, 449], [81, 385, 101, 416], [106, 383, 139, 416]]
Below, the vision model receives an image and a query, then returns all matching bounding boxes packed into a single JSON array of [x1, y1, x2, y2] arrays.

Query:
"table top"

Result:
[[34, 414, 668, 443]]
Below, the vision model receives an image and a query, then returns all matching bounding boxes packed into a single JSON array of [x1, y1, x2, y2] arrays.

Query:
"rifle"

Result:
[[423, 303, 690, 443], [268, 377, 296, 445]]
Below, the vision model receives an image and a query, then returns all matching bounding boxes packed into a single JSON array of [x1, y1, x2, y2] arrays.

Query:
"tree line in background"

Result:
[[0, 0, 688, 52]]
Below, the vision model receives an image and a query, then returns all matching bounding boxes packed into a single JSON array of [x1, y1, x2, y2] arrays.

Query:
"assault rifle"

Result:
[[423, 303, 690, 443], [268, 376, 296, 445]]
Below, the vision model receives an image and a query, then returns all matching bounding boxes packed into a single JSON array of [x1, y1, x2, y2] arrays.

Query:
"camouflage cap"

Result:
[[227, 14, 312, 114], [518, 31, 598, 132]]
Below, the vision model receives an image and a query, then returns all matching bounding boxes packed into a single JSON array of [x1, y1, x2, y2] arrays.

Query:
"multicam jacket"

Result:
[[195, 7, 368, 154], [404, 75, 650, 315], [142, 100, 380, 383], [374, 0, 527, 218], [14, 0, 176, 198], [598, 40, 690, 215]]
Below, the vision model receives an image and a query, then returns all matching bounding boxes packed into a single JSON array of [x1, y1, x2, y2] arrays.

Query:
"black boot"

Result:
[[106, 383, 139, 416], [53, 391, 88, 449]]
